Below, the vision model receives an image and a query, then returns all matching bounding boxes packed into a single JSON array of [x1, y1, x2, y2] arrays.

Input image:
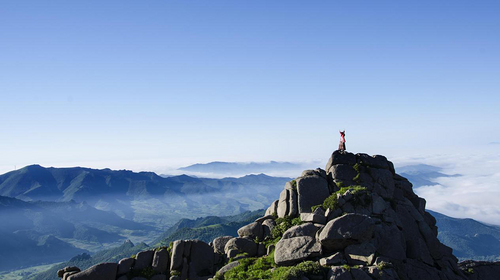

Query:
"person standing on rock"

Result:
[[339, 130, 346, 151]]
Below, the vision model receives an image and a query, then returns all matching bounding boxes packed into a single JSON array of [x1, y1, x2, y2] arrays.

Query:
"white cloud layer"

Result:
[[395, 147, 500, 225]]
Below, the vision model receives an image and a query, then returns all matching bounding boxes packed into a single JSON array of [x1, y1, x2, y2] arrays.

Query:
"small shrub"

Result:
[[290, 180, 297, 190], [353, 163, 362, 173], [127, 267, 157, 279], [273, 261, 325, 279], [264, 216, 301, 248], [311, 204, 323, 212], [377, 261, 391, 271], [322, 193, 339, 210], [466, 268, 474, 274]]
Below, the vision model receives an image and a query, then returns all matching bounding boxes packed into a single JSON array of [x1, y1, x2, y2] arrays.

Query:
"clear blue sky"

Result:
[[1, 1, 499, 174]]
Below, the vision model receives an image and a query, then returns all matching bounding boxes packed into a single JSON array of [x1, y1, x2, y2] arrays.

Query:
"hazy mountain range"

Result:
[[0, 165, 290, 272], [177, 161, 316, 177], [397, 164, 461, 188], [0, 162, 498, 277]]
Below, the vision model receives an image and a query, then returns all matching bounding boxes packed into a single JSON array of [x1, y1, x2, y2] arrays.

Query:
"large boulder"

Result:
[[326, 151, 356, 171], [117, 258, 135, 275], [216, 261, 240, 278], [277, 189, 289, 218], [224, 237, 258, 257], [319, 214, 375, 251], [67, 263, 117, 280], [237, 222, 263, 240], [274, 236, 322, 266], [152, 248, 169, 274], [134, 250, 154, 270], [170, 240, 184, 270], [327, 266, 353, 280], [344, 242, 376, 265], [296, 175, 330, 213], [262, 219, 276, 239], [188, 240, 215, 277], [282, 223, 319, 239], [328, 164, 357, 182], [265, 200, 278, 216], [57, 267, 80, 278], [213, 236, 233, 254]]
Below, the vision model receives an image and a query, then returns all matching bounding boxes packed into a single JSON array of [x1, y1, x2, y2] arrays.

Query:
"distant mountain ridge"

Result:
[[178, 161, 312, 176], [0, 165, 291, 226], [397, 164, 461, 188], [430, 210, 500, 261]]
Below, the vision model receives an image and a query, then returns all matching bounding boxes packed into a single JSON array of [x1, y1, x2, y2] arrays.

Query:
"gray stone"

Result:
[[216, 261, 240, 278], [224, 237, 258, 257], [356, 153, 391, 170], [372, 193, 387, 214], [373, 224, 406, 261], [327, 266, 352, 280], [300, 212, 326, 224], [213, 236, 233, 254], [265, 200, 279, 216], [58, 267, 80, 278], [63, 271, 79, 280], [274, 236, 322, 266], [319, 214, 375, 251], [237, 222, 263, 240], [288, 189, 298, 217], [262, 219, 276, 239], [170, 276, 181, 280], [325, 208, 342, 221], [181, 257, 188, 280], [184, 240, 192, 258], [277, 189, 289, 218], [282, 223, 319, 239], [326, 151, 356, 171], [301, 170, 317, 177], [345, 242, 376, 265], [131, 277, 148, 280], [329, 164, 357, 182], [297, 175, 330, 213], [67, 263, 117, 280], [255, 215, 275, 223], [370, 168, 395, 192], [189, 240, 215, 277], [134, 250, 154, 270], [227, 249, 239, 259], [117, 275, 128, 280], [320, 252, 345, 266], [170, 240, 184, 270], [117, 257, 135, 275], [152, 248, 169, 274]]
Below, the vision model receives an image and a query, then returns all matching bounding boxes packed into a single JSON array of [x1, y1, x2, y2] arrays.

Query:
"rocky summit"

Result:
[[56, 151, 499, 280]]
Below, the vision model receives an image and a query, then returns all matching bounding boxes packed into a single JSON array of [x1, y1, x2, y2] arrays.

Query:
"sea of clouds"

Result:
[[394, 145, 500, 225]]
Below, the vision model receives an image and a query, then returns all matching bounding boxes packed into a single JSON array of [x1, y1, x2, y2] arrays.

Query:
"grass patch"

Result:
[[315, 186, 370, 211], [377, 261, 391, 270], [222, 252, 324, 280], [263, 216, 302, 248], [290, 180, 297, 191], [272, 261, 325, 280], [126, 266, 157, 279]]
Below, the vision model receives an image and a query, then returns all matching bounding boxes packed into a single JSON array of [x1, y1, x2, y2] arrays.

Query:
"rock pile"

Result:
[[57, 151, 497, 280]]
